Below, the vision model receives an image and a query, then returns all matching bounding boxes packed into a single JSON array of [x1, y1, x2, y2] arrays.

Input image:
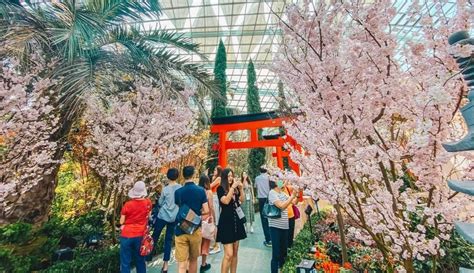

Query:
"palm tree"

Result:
[[0, 0, 214, 223]]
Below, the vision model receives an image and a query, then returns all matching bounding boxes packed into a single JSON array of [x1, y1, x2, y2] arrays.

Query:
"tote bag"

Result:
[[201, 218, 216, 240]]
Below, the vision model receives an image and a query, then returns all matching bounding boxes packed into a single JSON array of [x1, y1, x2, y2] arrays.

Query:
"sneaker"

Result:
[[200, 264, 211, 272], [250, 226, 254, 233], [264, 241, 272, 247], [209, 245, 221, 254]]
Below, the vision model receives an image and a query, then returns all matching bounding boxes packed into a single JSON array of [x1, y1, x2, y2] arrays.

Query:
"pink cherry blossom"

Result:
[[84, 82, 197, 192], [272, 0, 474, 270], [0, 59, 59, 221]]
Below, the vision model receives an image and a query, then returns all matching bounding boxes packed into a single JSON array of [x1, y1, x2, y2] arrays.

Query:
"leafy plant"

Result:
[[0, 247, 33, 273], [44, 246, 119, 273], [0, 222, 33, 244]]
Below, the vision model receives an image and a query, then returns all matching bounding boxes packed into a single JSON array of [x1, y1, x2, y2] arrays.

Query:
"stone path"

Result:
[[146, 214, 272, 273]]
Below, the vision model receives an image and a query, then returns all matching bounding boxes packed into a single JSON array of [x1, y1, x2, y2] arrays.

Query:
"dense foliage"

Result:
[[0, 208, 167, 273]]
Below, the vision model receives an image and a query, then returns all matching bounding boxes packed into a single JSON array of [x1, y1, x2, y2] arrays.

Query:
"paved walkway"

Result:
[[146, 214, 272, 273]]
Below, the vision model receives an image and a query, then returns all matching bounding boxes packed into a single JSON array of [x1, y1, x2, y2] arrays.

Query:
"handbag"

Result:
[[201, 218, 216, 240], [176, 204, 201, 234], [140, 225, 154, 256], [292, 204, 301, 220], [263, 201, 281, 219]]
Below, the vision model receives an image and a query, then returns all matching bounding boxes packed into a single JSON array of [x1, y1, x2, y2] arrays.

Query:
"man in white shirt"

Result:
[[255, 167, 271, 246]]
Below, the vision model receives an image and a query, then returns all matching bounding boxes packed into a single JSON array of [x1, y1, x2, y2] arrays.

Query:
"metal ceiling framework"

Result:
[[25, 0, 462, 113], [132, 0, 460, 113], [133, 0, 290, 113]]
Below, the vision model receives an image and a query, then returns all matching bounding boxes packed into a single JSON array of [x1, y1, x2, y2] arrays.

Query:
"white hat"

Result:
[[128, 181, 147, 198]]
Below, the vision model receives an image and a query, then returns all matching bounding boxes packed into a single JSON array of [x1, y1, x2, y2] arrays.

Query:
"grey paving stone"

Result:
[[145, 214, 272, 273]]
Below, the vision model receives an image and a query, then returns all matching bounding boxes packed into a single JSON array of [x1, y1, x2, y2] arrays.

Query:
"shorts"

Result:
[[175, 229, 202, 262]]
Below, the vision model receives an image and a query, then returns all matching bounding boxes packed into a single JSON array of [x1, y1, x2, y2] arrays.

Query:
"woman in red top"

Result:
[[120, 181, 152, 273]]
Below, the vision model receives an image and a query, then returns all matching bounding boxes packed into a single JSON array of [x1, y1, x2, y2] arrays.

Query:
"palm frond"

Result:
[[101, 26, 216, 93], [84, 0, 161, 22], [140, 28, 207, 60], [0, 1, 51, 66], [43, 1, 106, 63]]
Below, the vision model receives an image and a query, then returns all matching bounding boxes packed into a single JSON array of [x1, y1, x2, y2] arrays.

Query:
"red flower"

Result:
[[343, 262, 352, 269]]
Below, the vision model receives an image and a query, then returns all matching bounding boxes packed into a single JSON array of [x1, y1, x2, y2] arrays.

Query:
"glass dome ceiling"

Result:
[[26, 0, 462, 113], [130, 0, 460, 113]]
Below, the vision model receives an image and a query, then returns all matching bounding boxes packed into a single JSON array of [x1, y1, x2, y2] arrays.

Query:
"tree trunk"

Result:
[[111, 188, 119, 245], [335, 203, 349, 264], [403, 258, 414, 273], [0, 110, 77, 225], [0, 152, 64, 225]]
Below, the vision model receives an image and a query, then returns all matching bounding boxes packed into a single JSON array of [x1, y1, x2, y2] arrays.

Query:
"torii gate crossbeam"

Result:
[[210, 111, 301, 175]]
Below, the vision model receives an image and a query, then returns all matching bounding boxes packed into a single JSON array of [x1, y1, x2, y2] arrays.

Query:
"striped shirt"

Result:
[[268, 189, 289, 229]]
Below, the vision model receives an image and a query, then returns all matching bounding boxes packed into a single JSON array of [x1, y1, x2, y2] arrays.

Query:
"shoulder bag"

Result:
[[176, 203, 201, 234], [263, 201, 281, 219], [292, 204, 301, 219]]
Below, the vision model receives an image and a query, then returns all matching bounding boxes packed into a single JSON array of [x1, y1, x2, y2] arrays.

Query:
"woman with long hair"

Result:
[[119, 181, 152, 273], [198, 173, 214, 272], [216, 168, 247, 273], [240, 171, 255, 233], [209, 165, 222, 254]]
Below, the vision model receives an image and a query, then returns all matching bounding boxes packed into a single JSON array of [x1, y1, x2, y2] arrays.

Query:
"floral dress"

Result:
[[241, 183, 255, 224]]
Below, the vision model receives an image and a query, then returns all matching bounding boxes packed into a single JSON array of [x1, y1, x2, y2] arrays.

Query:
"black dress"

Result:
[[216, 186, 247, 244]]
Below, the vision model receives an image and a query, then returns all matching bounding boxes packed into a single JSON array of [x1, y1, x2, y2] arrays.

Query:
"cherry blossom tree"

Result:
[[0, 0, 213, 224], [273, 0, 473, 271], [84, 83, 197, 193], [0, 59, 60, 224]]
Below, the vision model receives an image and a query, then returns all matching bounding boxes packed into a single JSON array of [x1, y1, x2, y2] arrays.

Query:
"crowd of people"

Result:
[[119, 165, 301, 273]]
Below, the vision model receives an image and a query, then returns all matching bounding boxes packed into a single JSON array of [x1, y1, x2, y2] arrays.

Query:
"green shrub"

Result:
[[0, 247, 33, 273], [0, 222, 33, 244], [43, 246, 119, 273], [41, 210, 106, 240], [282, 213, 326, 273]]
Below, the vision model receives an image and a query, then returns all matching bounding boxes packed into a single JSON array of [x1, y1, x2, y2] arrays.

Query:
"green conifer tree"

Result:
[[278, 80, 290, 170], [206, 40, 228, 172], [246, 59, 266, 181]]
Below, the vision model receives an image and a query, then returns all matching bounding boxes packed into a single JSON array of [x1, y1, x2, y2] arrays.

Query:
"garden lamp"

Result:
[[296, 259, 316, 273]]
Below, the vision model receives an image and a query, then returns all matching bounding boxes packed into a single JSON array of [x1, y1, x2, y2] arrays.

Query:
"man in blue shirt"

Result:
[[174, 166, 209, 273], [255, 166, 272, 247]]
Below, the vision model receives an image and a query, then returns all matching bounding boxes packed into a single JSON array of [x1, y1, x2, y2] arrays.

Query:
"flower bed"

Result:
[[283, 210, 474, 273]]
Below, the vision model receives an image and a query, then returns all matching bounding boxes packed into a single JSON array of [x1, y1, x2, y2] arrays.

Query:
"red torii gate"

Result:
[[210, 111, 301, 174]]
